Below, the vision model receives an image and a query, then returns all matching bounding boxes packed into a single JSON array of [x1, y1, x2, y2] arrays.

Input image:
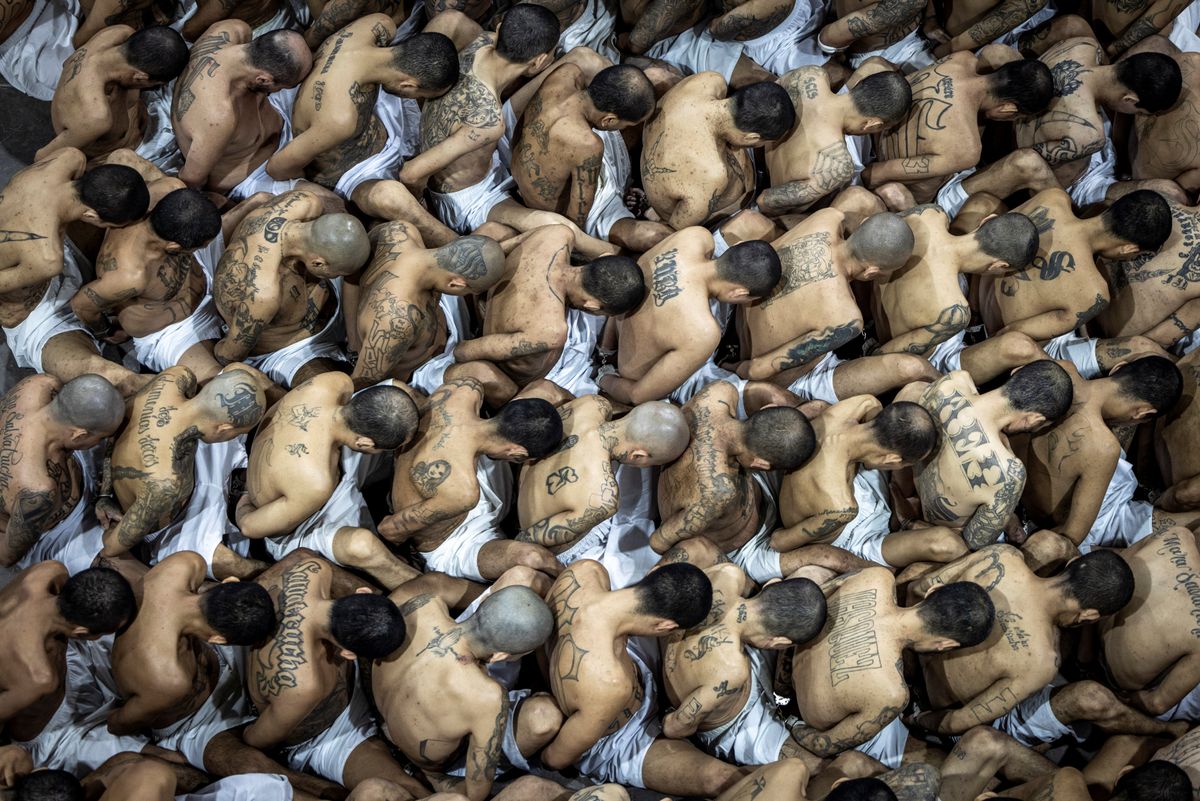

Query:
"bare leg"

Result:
[[352, 179, 458, 247], [713, 757, 810, 801], [487, 199, 619, 260], [342, 738, 429, 799], [210, 544, 270, 581], [1050, 681, 1189, 738], [200, 730, 344, 799], [831, 353, 941, 399], [1018, 530, 1079, 575], [608, 218, 673, 253], [477, 539, 564, 581], [958, 332, 1047, 384], [331, 526, 422, 590], [949, 192, 1007, 235], [1158, 475, 1200, 512], [780, 544, 875, 574], [490, 775, 567, 801], [831, 186, 887, 231], [939, 727, 1057, 801], [806, 751, 885, 798], [511, 693, 564, 759], [880, 526, 970, 567], [640, 737, 743, 798], [176, 341, 224, 386], [660, 536, 726, 568], [961, 149, 1059, 199], [41, 331, 152, 398], [879, 762, 942, 801], [1007, 767, 1091, 801]]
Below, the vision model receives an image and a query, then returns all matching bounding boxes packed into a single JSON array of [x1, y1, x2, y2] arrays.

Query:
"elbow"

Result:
[[662, 714, 695, 739]]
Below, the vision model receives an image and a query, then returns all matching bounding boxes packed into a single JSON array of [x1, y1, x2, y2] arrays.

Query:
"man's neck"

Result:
[[360, 48, 401, 87], [227, 47, 265, 94], [178, 594, 215, 641], [32, 409, 74, 457], [472, 47, 527, 95]]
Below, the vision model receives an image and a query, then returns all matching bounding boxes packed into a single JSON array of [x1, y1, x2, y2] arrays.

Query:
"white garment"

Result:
[[2, 241, 93, 374], [418, 456, 512, 582], [586, 128, 635, 240], [228, 88, 301, 201], [131, 234, 225, 373], [0, 0, 80, 101], [856, 716, 909, 768], [139, 86, 184, 173], [242, 277, 347, 388], [668, 360, 748, 411], [427, 150, 515, 234], [847, 27, 934, 73], [1078, 450, 1153, 553], [830, 468, 892, 565], [154, 644, 255, 769], [283, 667, 374, 785], [1158, 681, 1200, 722], [645, 24, 744, 83], [16, 448, 100, 574], [390, 0, 425, 43], [178, 775, 293, 801], [559, 0, 620, 61], [1067, 115, 1115, 207], [1176, 327, 1200, 356], [555, 461, 660, 587], [727, 471, 784, 582], [742, 0, 827, 75], [147, 437, 251, 579], [711, 229, 732, 258], [991, 679, 1076, 746], [924, 329, 967, 373], [1169, 0, 1200, 51], [696, 647, 792, 765], [544, 309, 603, 396], [1041, 332, 1100, 378], [446, 688, 535, 776], [935, 167, 978, 218], [787, 350, 842, 404], [266, 447, 377, 564], [409, 293, 469, 394], [333, 91, 422, 199], [577, 636, 662, 787]]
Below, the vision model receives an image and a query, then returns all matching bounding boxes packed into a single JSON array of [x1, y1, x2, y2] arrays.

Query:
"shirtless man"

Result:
[[791, 568, 995, 767], [69, 186, 227, 383], [662, 564, 828, 766], [101, 366, 267, 577], [212, 190, 371, 388], [599, 231, 781, 405], [1017, 357, 1184, 554], [35, 26, 188, 162], [237, 373, 421, 589], [737, 208, 938, 404], [913, 547, 1178, 745], [246, 555, 426, 797], [0, 150, 149, 397], [1130, 38, 1200, 193], [517, 396, 689, 564], [1157, 349, 1200, 511], [654, 381, 831, 581], [778, 398, 955, 569], [544, 560, 743, 796], [266, 16, 458, 199], [877, 208, 1040, 377], [641, 75, 794, 230], [923, 0, 1052, 55], [814, 0, 928, 67], [0, 375, 123, 567], [171, 21, 312, 194], [454, 225, 643, 390], [867, 54, 1054, 207], [353, 222, 505, 389], [912, 362, 1073, 550], [510, 62, 669, 251], [760, 68, 911, 218], [372, 580, 558, 801], [383, 376, 564, 582], [1015, 39, 1180, 202]]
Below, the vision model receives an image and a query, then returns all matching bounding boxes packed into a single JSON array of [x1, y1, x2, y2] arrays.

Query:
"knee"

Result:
[[996, 332, 1044, 367], [699, 760, 743, 796], [833, 185, 886, 218], [885, 353, 941, 384], [768, 757, 811, 788], [514, 543, 561, 572], [829, 750, 882, 778], [496, 564, 543, 588], [1061, 680, 1115, 720], [957, 725, 1010, 760], [336, 527, 386, 565], [520, 694, 564, 741], [926, 529, 970, 562], [1011, 148, 1054, 183], [348, 777, 408, 801], [665, 536, 722, 567], [502, 775, 562, 799], [1056, 14, 1095, 40]]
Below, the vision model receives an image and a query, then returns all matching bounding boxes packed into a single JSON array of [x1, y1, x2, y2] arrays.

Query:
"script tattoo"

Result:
[[257, 560, 321, 697], [650, 248, 683, 307], [828, 589, 882, 685]]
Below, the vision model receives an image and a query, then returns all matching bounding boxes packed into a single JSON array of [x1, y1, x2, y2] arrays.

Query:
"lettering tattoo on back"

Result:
[[256, 560, 321, 697], [651, 248, 682, 306], [923, 384, 1006, 488], [828, 588, 882, 685]]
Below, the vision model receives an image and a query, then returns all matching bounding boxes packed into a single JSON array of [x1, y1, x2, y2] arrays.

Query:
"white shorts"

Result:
[[1067, 116, 1115, 207], [558, 0, 620, 60], [1158, 681, 1200, 722], [711, 229, 732, 258], [228, 88, 301, 201], [153, 644, 256, 770], [577, 637, 662, 787], [0, 0, 79, 101], [131, 235, 225, 373], [148, 436, 251, 579], [178, 774, 294, 801], [243, 278, 347, 388], [266, 448, 378, 564], [409, 293, 470, 394], [446, 688, 535, 777], [558, 512, 658, 589], [847, 27, 934, 73], [16, 637, 146, 776], [925, 328, 967, 373], [334, 91, 422, 199], [991, 680, 1075, 746], [830, 468, 892, 565], [787, 350, 841, 404], [16, 448, 101, 574], [1042, 332, 1100, 378], [646, 24, 745, 83], [855, 715, 908, 768], [138, 85, 184, 173], [727, 472, 783, 582], [427, 151, 514, 234], [1079, 451, 1153, 553], [283, 667, 375, 785], [1170, 0, 1200, 51], [1176, 327, 1200, 356], [2, 242, 93, 374], [419, 456, 512, 582], [935, 168, 977, 219], [544, 309, 603, 397], [696, 648, 792, 765], [586, 129, 635, 240]]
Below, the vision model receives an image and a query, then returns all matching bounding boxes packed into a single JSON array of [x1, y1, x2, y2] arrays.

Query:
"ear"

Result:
[[629, 447, 650, 463], [207, 634, 228, 645], [68, 426, 90, 443], [504, 444, 530, 461], [220, 576, 241, 583], [80, 208, 103, 225], [527, 53, 552, 74], [742, 131, 762, 144], [1132, 404, 1157, 421], [339, 648, 357, 661], [255, 73, 274, 89], [931, 637, 960, 652], [354, 586, 374, 595], [749, 456, 771, 471], [863, 117, 883, 134], [215, 422, 235, 435], [1077, 608, 1101, 624], [986, 259, 1011, 274], [488, 651, 514, 664], [1113, 243, 1140, 257], [164, 241, 184, 254], [71, 625, 90, 637], [860, 264, 881, 281], [652, 619, 678, 634], [1024, 412, 1047, 431], [763, 635, 792, 649], [1122, 92, 1139, 109], [398, 78, 420, 93], [879, 452, 903, 468], [728, 287, 751, 301], [992, 100, 1019, 118], [309, 257, 328, 272], [133, 70, 151, 84], [354, 436, 376, 450], [447, 276, 468, 291], [600, 112, 620, 130]]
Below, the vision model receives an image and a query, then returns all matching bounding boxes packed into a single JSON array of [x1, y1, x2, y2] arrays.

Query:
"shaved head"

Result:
[[624, 402, 689, 464], [847, 213, 914, 272], [470, 585, 554, 656], [197, 369, 267, 431], [307, 213, 371, 275], [434, 235, 506, 291], [50, 375, 124, 435]]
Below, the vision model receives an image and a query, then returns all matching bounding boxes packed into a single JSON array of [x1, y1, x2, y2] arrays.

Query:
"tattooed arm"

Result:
[[945, 0, 1047, 52], [69, 262, 144, 335], [863, 152, 961, 187], [771, 507, 859, 551], [267, 125, 350, 181], [181, 0, 239, 42], [0, 484, 58, 567], [628, 0, 703, 52], [74, 0, 150, 47], [817, 0, 925, 48], [708, 0, 792, 40], [740, 320, 863, 380], [462, 687, 509, 801], [243, 689, 324, 750], [101, 476, 182, 557], [960, 459, 1026, 551], [791, 703, 904, 756], [880, 304, 969, 356], [663, 678, 743, 738], [517, 503, 615, 548], [453, 332, 559, 364], [1108, 0, 1191, 56], [996, 306, 1077, 340], [651, 473, 737, 553], [911, 677, 1021, 734], [304, 0, 377, 50], [1143, 298, 1200, 349], [378, 490, 467, 541]]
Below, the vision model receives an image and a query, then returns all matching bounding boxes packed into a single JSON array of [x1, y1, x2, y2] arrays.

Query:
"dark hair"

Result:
[[496, 4, 560, 62], [201, 582, 276, 646], [756, 578, 827, 644], [330, 594, 406, 659], [494, 398, 564, 459], [986, 59, 1054, 115], [122, 25, 189, 83], [390, 32, 459, 93], [917, 581, 995, 648], [1112, 761, 1192, 801], [1112, 356, 1183, 416], [826, 778, 899, 801], [732, 81, 796, 140], [1002, 360, 1073, 423], [849, 71, 912, 126], [1104, 189, 1172, 252], [75, 164, 149, 224], [588, 64, 656, 122], [14, 770, 83, 801], [1116, 53, 1183, 113], [1061, 550, 1134, 616], [582, 255, 646, 314], [57, 567, 136, 634], [975, 213, 1039, 270], [744, 406, 816, 471], [150, 188, 221, 250], [717, 240, 782, 298], [634, 563, 713, 629], [247, 29, 309, 86], [871, 402, 938, 463], [345, 385, 419, 450]]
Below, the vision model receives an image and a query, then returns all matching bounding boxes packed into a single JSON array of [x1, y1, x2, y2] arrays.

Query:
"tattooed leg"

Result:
[[210, 544, 270, 581], [331, 526, 422, 590], [1050, 681, 1188, 738], [351, 179, 457, 247], [779, 543, 874, 575], [41, 331, 152, 398], [476, 539, 564, 581], [939, 726, 1057, 801]]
